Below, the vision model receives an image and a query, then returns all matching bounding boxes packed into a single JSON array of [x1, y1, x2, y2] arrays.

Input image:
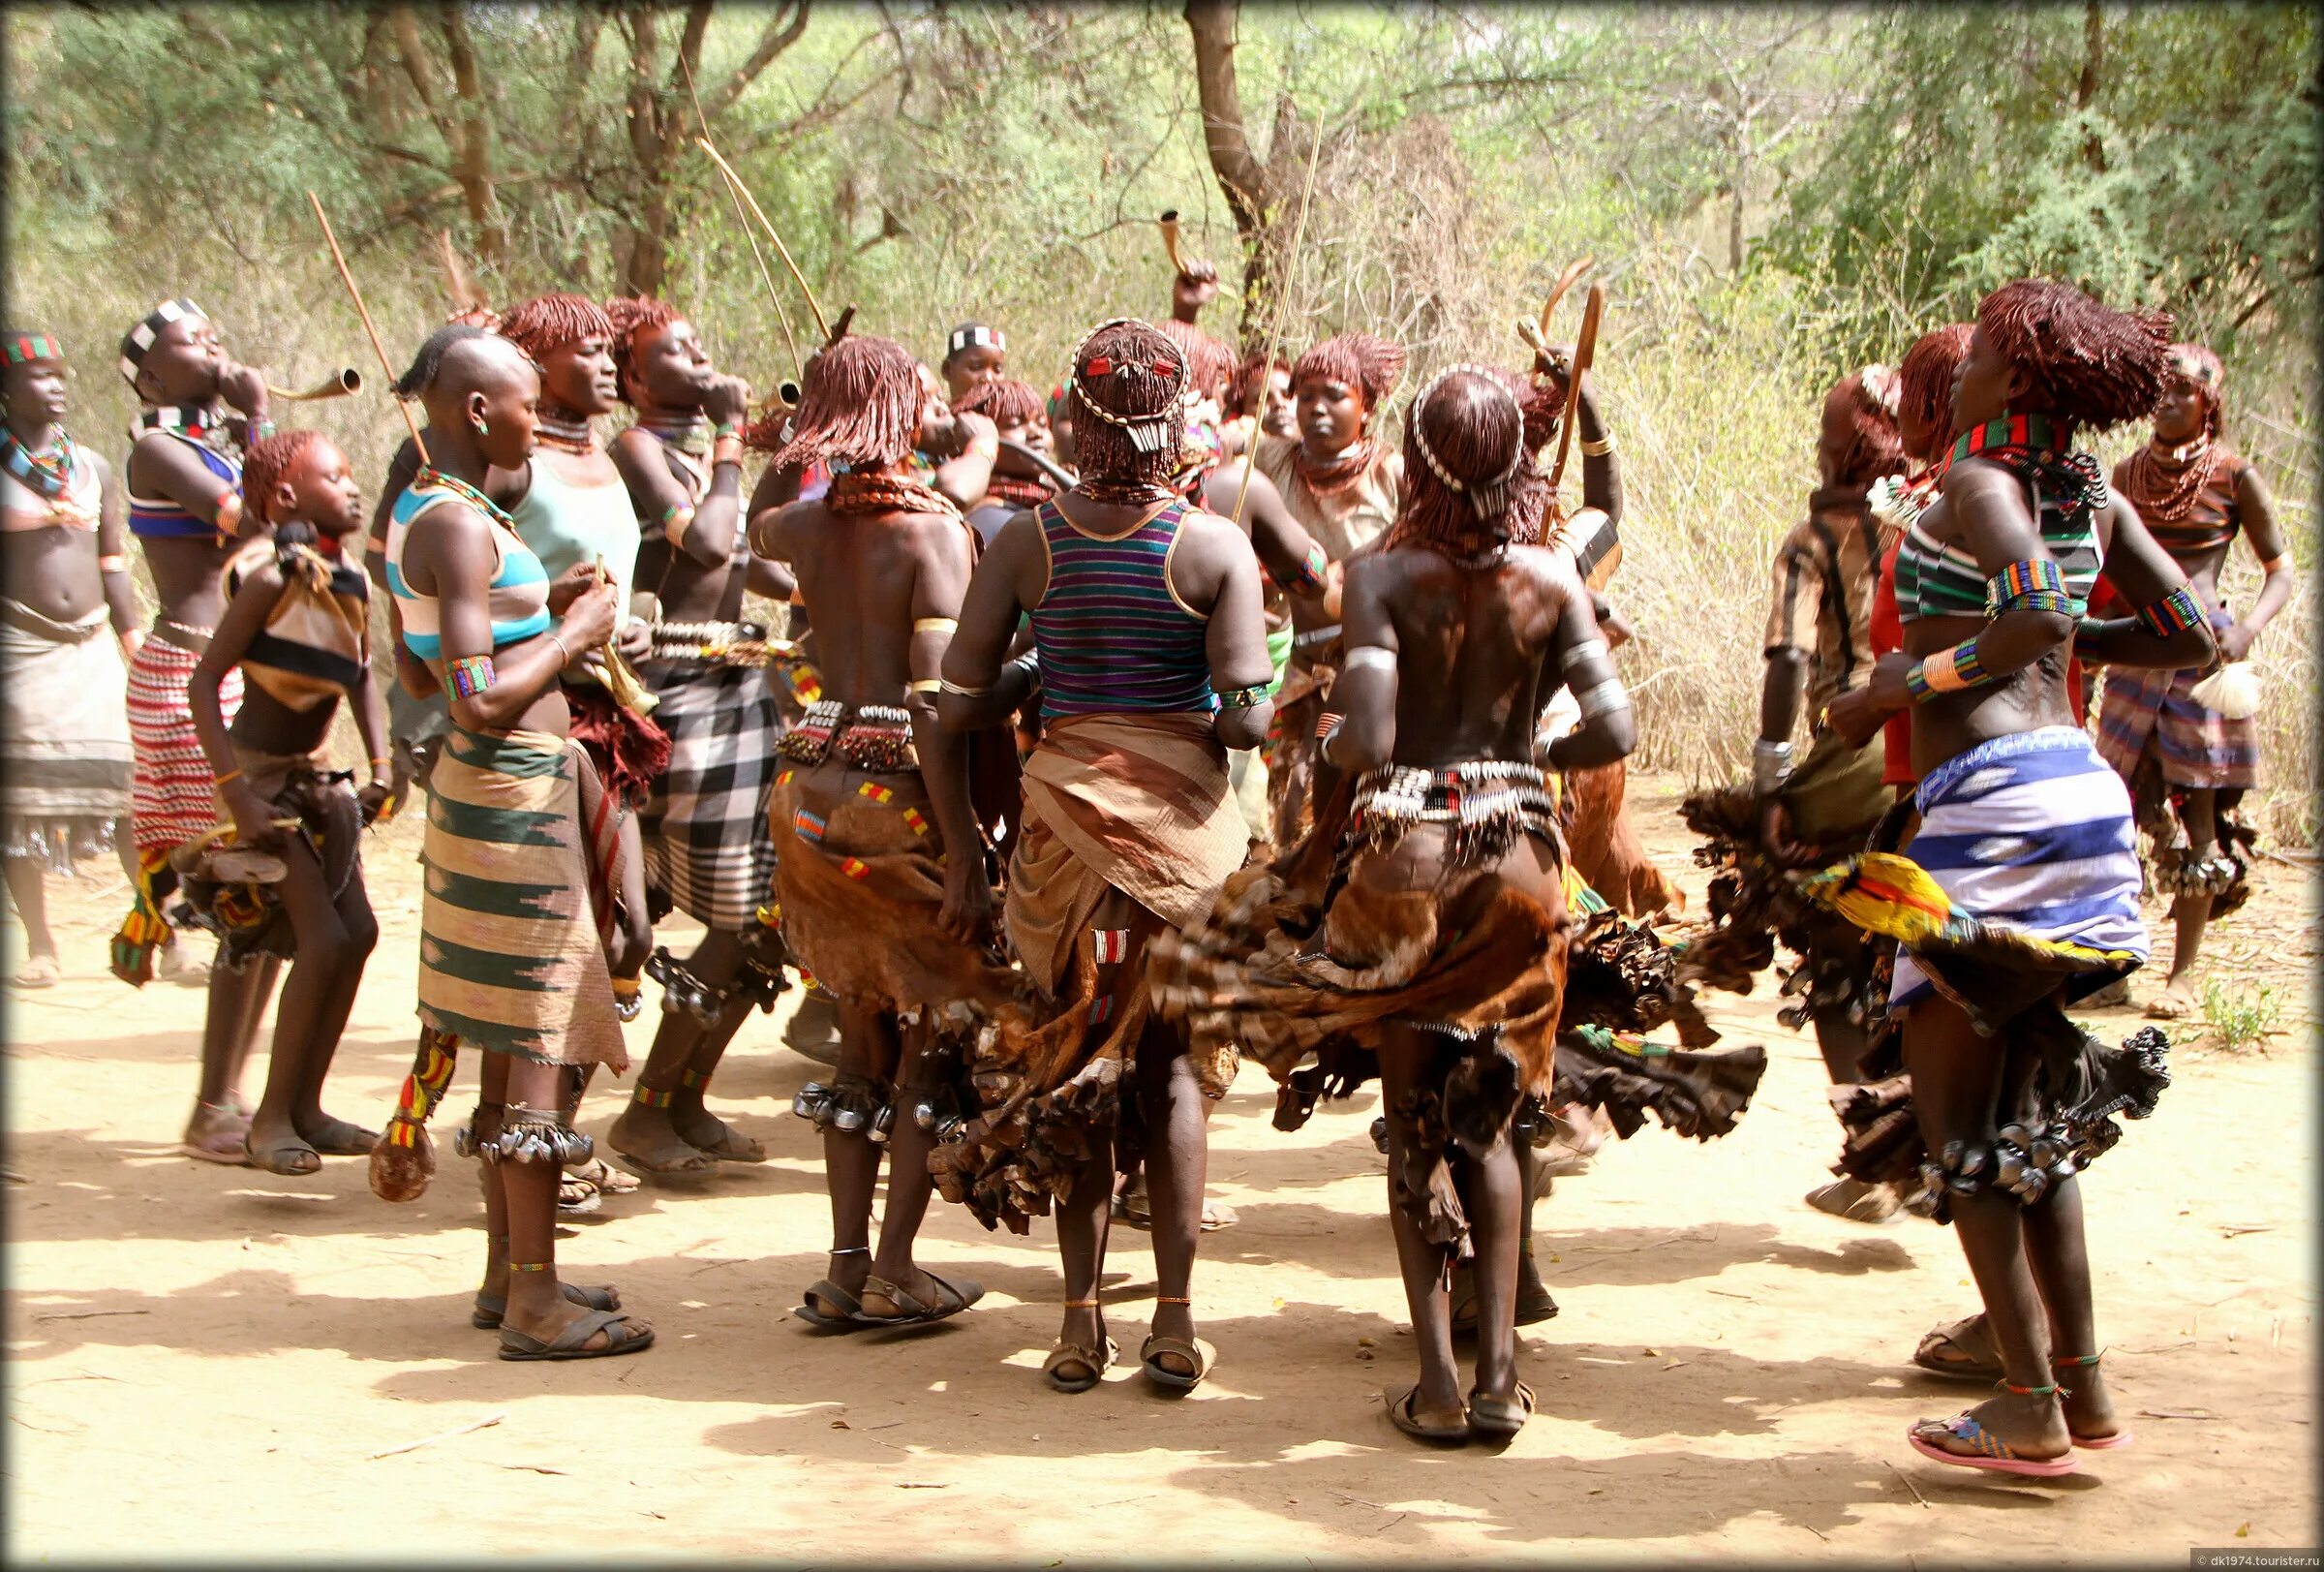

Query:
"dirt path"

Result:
[[4, 774, 2314, 1559]]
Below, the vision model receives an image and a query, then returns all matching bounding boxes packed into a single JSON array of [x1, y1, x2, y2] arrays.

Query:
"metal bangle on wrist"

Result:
[[1751, 737, 1794, 797]]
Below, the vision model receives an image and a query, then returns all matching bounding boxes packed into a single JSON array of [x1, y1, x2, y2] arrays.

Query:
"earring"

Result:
[[473, 416, 490, 437]]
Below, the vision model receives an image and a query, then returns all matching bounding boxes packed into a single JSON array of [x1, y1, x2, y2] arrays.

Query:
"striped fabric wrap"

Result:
[[1029, 498, 1216, 720], [1815, 726, 2147, 1033], [417, 726, 627, 1068], [2095, 608, 2258, 790], [126, 632, 243, 851], [1893, 415, 2102, 624]]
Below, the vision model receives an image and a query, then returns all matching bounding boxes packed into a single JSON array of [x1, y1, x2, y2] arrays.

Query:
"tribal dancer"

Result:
[[1819, 281, 2215, 1473], [109, 300, 286, 1163], [182, 432, 386, 1173], [1250, 332, 1407, 844], [2096, 343, 2295, 1020], [753, 332, 1016, 1328], [370, 333, 650, 1361], [603, 295, 781, 1179], [1, 331, 137, 989], [935, 318, 1274, 1395], [1679, 367, 1909, 1220], [497, 293, 666, 1023], [939, 322, 1008, 405], [367, 323, 493, 807], [955, 376, 1058, 544], [1229, 353, 1296, 447]]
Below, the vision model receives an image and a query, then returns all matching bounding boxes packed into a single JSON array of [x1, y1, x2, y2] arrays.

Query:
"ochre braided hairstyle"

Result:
[[955, 376, 1048, 430], [2164, 342, 2225, 439], [603, 295, 682, 404], [1977, 280, 2172, 437], [1827, 366, 1909, 491], [1156, 320, 1238, 404], [1291, 332, 1407, 425], [1228, 351, 1291, 420], [240, 429, 327, 526], [1070, 318, 1188, 488], [1390, 366, 1548, 554], [1898, 323, 1972, 460], [498, 293, 614, 369], [766, 333, 924, 474]]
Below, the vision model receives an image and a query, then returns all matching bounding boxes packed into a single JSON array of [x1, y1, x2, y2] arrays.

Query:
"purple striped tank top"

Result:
[[1029, 497, 1214, 720]]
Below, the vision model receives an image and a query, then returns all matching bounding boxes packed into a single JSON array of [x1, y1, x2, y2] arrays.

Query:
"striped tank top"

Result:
[[1028, 496, 1214, 720], [127, 431, 240, 540], [385, 479, 553, 660], [1894, 414, 2102, 624]]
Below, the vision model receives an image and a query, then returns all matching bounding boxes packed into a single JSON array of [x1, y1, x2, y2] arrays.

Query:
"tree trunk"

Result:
[[1183, 0, 1273, 342], [2076, 0, 2106, 172]]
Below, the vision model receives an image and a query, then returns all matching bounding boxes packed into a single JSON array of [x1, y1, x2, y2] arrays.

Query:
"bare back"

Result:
[[757, 499, 971, 710]]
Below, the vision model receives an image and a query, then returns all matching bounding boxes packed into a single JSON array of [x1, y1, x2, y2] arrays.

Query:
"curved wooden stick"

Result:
[[1544, 281, 1604, 504], [1230, 117, 1325, 529], [694, 138, 829, 341], [680, 48, 803, 382], [307, 191, 427, 464], [1516, 256, 1594, 358]]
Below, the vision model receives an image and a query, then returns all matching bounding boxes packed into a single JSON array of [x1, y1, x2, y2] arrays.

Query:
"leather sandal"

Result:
[[1044, 1336, 1116, 1393], [1386, 1385, 1469, 1445], [853, 1270, 985, 1327], [1914, 1312, 2004, 1383], [1465, 1380, 1537, 1440], [472, 1281, 620, 1330], [1139, 1333, 1215, 1393], [498, 1306, 655, 1362]]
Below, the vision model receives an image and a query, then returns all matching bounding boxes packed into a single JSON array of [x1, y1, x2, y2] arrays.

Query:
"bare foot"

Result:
[[2144, 977, 2199, 1021], [2056, 1357, 2124, 1442]]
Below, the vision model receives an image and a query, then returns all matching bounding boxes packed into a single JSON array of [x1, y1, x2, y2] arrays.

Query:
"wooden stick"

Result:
[[1231, 113, 1325, 529], [307, 191, 428, 465], [693, 138, 829, 341], [1544, 281, 1603, 504], [366, 1409, 505, 1461], [680, 48, 803, 379]]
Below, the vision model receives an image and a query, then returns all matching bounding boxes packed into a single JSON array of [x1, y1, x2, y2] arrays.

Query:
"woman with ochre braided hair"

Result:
[[1821, 281, 2216, 1474], [954, 376, 1058, 544], [1, 331, 138, 989], [367, 332, 649, 1361], [2095, 343, 2296, 1020], [602, 295, 784, 1180], [937, 318, 1273, 1396]]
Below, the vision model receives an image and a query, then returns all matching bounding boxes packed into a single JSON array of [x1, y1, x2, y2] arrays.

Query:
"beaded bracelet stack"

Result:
[[2134, 583, 2204, 636], [1905, 637, 1992, 703], [1985, 558, 2078, 619]]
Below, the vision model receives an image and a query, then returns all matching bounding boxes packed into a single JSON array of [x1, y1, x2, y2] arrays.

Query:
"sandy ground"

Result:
[[3, 773, 2316, 1562]]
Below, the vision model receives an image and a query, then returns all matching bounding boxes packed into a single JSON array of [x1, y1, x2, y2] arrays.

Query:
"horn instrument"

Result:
[[1159, 209, 1193, 278], [999, 437, 1077, 492], [263, 368, 365, 402]]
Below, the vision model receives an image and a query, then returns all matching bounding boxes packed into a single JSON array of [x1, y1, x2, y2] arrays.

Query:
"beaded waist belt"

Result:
[[777, 698, 920, 773], [647, 619, 792, 667], [1348, 759, 1560, 867]]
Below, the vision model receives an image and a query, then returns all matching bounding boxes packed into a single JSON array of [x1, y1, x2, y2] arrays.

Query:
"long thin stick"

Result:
[[366, 1409, 505, 1462], [308, 191, 428, 465], [1232, 113, 1325, 529], [679, 48, 802, 378], [694, 138, 829, 340], [1544, 281, 1603, 501]]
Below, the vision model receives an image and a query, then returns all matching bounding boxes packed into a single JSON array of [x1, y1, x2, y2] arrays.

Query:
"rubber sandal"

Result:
[[1139, 1333, 1215, 1393], [1906, 1413, 2077, 1477], [1385, 1384, 1470, 1445], [472, 1281, 620, 1330], [499, 1307, 654, 1362], [1043, 1336, 1116, 1393], [298, 1119, 380, 1157], [853, 1270, 985, 1327], [607, 1137, 719, 1180], [13, 954, 61, 989], [1199, 1200, 1238, 1232], [1914, 1312, 2003, 1382], [1465, 1380, 1537, 1440], [569, 1156, 640, 1197], [244, 1138, 321, 1177]]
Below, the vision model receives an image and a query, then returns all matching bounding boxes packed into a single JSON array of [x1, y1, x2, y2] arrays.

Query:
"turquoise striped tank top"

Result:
[[385, 480, 553, 660], [1894, 414, 2103, 624], [1029, 496, 1214, 720]]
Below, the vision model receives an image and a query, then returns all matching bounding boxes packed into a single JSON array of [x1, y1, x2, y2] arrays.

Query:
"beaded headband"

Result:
[[947, 323, 1005, 357], [5, 334, 63, 367], [1409, 364, 1524, 520], [118, 298, 207, 387], [1066, 318, 1189, 456]]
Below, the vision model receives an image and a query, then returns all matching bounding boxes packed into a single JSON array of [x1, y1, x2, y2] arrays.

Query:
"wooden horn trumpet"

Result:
[[263, 367, 364, 402], [1159, 209, 1192, 277]]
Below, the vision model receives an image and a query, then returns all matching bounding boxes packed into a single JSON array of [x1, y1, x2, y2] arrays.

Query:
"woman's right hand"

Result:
[[560, 577, 621, 656], [215, 361, 269, 419], [225, 781, 281, 848], [703, 374, 752, 428], [546, 563, 599, 616], [1824, 685, 1888, 749]]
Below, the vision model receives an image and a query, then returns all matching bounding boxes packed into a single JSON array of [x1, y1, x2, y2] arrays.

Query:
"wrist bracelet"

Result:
[[1905, 636, 1992, 703], [2134, 584, 2205, 637], [214, 768, 243, 786], [98, 554, 129, 573], [713, 435, 745, 468], [549, 633, 571, 666]]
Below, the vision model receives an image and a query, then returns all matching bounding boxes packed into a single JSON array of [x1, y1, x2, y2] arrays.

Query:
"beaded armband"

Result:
[[1218, 684, 1269, 710], [1985, 558, 2077, 619], [1288, 541, 1329, 595], [662, 504, 695, 545], [446, 654, 497, 699], [2134, 584, 2205, 637], [1904, 637, 1992, 703]]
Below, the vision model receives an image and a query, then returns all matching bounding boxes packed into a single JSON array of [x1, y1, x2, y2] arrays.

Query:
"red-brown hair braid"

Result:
[[1291, 332, 1407, 420], [240, 429, 327, 527], [955, 376, 1049, 430], [603, 295, 682, 404], [1390, 366, 1548, 554], [1977, 280, 2173, 437], [498, 293, 615, 368], [1155, 320, 1238, 403], [1069, 318, 1189, 488], [766, 333, 924, 474], [1898, 323, 1972, 459]]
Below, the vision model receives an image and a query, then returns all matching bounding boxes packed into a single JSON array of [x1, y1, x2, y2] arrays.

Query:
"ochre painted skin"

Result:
[[1295, 375, 1365, 462], [943, 342, 1005, 404]]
